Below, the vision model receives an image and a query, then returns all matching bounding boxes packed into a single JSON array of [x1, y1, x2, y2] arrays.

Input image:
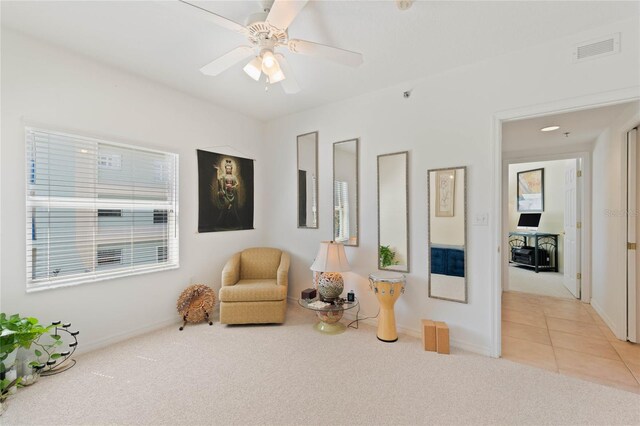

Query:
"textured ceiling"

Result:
[[1, 1, 637, 121]]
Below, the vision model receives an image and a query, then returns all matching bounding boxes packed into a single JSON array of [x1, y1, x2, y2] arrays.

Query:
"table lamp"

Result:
[[310, 241, 350, 302]]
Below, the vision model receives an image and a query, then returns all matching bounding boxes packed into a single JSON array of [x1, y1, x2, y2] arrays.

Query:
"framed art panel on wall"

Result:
[[197, 150, 254, 232], [517, 167, 544, 212]]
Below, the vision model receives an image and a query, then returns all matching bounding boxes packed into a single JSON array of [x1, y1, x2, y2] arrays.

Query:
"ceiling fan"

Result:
[[180, 0, 364, 94]]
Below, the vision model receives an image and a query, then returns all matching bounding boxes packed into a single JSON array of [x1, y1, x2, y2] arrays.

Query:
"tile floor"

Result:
[[502, 291, 640, 393]]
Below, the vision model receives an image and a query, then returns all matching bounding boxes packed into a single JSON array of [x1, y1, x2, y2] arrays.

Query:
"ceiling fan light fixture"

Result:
[[270, 69, 286, 83], [243, 57, 262, 81], [261, 51, 279, 75]]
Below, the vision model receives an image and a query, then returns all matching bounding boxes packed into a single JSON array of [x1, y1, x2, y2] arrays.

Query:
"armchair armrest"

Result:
[[276, 252, 290, 288], [221, 252, 241, 286]]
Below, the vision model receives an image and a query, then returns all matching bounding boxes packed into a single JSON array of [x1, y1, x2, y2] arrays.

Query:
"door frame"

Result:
[[626, 126, 639, 342], [490, 87, 639, 358], [501, 152, 590, 300]]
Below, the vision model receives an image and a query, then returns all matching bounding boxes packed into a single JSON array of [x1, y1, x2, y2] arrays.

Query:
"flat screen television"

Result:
[[517, 213, 541, 230]]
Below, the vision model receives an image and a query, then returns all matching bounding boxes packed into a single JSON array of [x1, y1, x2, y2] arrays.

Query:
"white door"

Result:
[[627, 128, 638, 343], [563, 159, 581, 298]]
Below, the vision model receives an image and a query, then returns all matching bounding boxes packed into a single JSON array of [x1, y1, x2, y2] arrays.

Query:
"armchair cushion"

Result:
[[222, 252, 241, 286], [239, 248, 283, 280], [219, 279, 287, 302]]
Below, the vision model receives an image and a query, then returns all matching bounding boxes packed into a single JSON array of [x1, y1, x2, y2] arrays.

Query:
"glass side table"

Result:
[[298, 297, 359, 334]]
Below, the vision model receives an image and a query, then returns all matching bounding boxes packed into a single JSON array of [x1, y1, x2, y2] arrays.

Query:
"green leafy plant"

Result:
[[0, 314, 51, 401], [379, 245, 399, 268]]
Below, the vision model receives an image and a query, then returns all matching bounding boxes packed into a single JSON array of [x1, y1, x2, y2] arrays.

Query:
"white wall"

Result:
[[592, 101, 640, 338], [508, 160, 569, 272], [0, 29, 267, 352], [264, 17, 639, 354], [2, 15, 639, 356]]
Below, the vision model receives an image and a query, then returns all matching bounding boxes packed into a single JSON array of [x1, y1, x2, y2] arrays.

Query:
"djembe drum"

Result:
[[369, 272, 406, 342]]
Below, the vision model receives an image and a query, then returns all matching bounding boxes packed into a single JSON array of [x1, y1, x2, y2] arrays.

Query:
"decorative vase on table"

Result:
[[317, 272, 344, 301], [310, 241, 351, 302]]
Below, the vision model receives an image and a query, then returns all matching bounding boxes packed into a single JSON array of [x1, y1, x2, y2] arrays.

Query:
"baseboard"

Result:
[[77, 317, 182, 355], [590, 298, 624, 340], [289, 296, 492, 356]]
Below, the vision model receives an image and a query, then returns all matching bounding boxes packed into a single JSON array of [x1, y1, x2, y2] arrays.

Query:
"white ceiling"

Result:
[[502, 101, 637, 152], [1, 1, 637, 121]]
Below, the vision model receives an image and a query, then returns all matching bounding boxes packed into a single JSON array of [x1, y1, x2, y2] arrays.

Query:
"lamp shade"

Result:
[[310, 241, 350, 272], [243, 57, 262, 81], [269, 69, 286, 83]]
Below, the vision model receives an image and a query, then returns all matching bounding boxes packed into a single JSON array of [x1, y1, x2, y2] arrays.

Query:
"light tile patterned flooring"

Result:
[[502, 291, 640, 393]]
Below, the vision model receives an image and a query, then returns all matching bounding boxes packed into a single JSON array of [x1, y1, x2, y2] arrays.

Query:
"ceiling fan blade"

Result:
[[288, 39, 363, 67], [266, 0, 309, 30], [275, 54, 300, 94], [179, 0, 247, 35], [200, 46, 254, 76]]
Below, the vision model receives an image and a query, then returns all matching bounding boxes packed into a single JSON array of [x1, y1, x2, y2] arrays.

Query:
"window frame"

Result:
[[25, 126, 180, 292]]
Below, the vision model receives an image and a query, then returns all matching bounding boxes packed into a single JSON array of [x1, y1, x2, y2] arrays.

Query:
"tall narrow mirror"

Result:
[[428, 166, 467, 303], [297, 132, 318, 228], [333, 138, 359, 246], [377, 151, 409, 272]]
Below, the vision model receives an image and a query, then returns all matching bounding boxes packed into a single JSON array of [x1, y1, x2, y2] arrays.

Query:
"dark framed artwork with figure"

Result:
[[197, 150, 254, 232]]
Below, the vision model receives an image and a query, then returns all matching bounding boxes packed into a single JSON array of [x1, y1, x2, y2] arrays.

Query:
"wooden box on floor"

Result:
[[421, 319, 437, 351], [435, 321, 450, 354]]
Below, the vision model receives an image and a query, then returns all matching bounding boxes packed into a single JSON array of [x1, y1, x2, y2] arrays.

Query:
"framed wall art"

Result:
[[197, 150, 254, 232], [435, 169, 456, 217], [517, 167, 544, 212]]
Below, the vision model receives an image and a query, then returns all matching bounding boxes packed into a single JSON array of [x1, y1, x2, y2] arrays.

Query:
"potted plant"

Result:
[[0, 314, 50, 411], [379, 245, 399, 268]]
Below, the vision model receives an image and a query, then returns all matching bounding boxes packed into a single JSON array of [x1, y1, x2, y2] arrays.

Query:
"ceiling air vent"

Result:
[[573, 33, 620, 63]]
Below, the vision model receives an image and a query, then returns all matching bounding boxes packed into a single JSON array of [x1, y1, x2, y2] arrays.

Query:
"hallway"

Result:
[[502, 291, 640, 393]]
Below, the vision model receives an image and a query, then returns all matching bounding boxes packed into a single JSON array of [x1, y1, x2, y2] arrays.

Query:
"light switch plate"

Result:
[[473, 213, 489, 226]]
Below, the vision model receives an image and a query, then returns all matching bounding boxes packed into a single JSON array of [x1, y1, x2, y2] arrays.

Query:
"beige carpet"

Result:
[[508, 265, 574, 299], [2, 304, 639, 425]]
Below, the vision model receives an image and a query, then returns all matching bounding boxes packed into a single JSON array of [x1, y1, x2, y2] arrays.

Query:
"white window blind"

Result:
[[334, 180, 349, 243], [26, 127, 179, 291]]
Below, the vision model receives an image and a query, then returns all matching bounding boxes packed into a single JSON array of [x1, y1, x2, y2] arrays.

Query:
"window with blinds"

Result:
[[25, 127, 179, 291], [334, 180, 349, 243]]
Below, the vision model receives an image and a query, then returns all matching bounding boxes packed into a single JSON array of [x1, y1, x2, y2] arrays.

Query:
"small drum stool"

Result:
[[369, 272, 406, 342]]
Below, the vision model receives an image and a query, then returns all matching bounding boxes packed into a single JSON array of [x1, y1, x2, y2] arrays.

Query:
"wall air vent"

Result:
[[573, 33, 620, 63]]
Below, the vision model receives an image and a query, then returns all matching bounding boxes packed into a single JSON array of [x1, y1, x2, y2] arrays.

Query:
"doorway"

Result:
[[505, 158, 580, 299], [498, 102, 640, 392]]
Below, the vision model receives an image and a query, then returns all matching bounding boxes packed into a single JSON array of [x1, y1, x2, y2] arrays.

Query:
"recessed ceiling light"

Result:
[[540, 126, 560, 132]]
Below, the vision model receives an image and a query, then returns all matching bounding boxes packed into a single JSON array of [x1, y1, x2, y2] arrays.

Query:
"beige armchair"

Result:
[[218, 247, 290, 324]]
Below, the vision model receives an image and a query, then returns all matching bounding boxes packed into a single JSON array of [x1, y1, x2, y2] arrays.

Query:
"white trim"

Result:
[[591, 298, 624, 340], [26, 264, 180, 293], [77, 316, 182, 356], [288, 296, 492, 356], [491, 87, 640, 358], [490, 114, 502, 358], [626, 127, 638, 343], [617, 114, 640, 342]]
